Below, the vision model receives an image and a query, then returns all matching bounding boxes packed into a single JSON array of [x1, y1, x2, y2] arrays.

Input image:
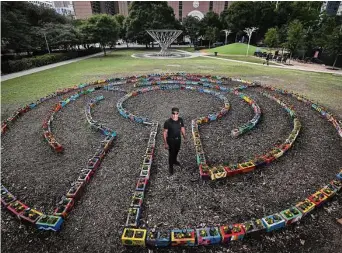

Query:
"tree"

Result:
[[244, 27, 258, 56], [114, 14, 128, 47], [221, 2, 275, 43], [1, 1, 71, 54], [125, 1, 180, 47], [205, 27, 219, 48], [264, 27, 279, 50], [200, 11, 221, 36], [182, 16, 200, 46], [285, 20, 304, 62], [325, 27, 342, 68], [81, 14, 119, 56]]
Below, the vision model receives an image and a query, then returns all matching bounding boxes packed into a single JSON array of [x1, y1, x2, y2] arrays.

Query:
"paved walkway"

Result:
[[202, 54, 342, 76], [1, 51, 105, 82]]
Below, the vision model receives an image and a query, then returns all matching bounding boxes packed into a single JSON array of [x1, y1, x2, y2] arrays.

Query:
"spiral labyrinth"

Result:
[[1, 73, 342, 248]]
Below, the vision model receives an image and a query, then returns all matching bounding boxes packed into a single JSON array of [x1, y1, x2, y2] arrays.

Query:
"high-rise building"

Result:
[[72, 1, 230, 20], [53, 1, 75, 17], [73, 1, 119, 19], [28, 1, 53, 8], [28, 1, 75, 17], [321, 1, 342, 16], [168, 1, 231, 21]]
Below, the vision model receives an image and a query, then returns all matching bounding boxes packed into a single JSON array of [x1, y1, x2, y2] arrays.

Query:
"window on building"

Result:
[[91, 1, 101, 14], [179, 1, 182, 21], [224, 1, 228, 10], [209, 1, 213, 11]]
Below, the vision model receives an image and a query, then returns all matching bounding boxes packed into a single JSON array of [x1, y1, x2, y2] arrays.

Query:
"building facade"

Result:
[[29, 1, 75, 17], [168, 1, 230, 21], [28, 1, 53, 8], [73, 1, 119, 19], [72, 1, 230, 20], [321, 1, 342, 16], [53, 1, 75, 16]]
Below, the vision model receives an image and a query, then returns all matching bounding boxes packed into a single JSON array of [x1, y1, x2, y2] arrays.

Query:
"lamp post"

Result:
[[222, 29, 231, 45], [244, 27, 258, 56]]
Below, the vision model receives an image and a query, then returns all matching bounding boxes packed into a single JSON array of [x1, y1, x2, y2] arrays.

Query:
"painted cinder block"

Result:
[[78, 169, 94, 183], [330, 180, 342, 192], [261, 213, 286, 232], [308, 191, 328, 207], [225, 164, 241, 176], [295, 199, 315, 216], [1, 185, 16, 206], [130, 191, 144, 208], [220, 224, 245, 243], [136, 178, 148, 192], [19, 208, 43, 223], [238, 161, 255, 173], [125, 207, 141, 227], [209, 166, 227, 180], [122, 228, 147, 246], [336, 170, 342, 180], [36, 215, 64, 232], [280, 207, 302, 225], [87, 156, 101, 171], [242, 219, 266, 238], [66, 181, 85, 200], [196, 227, 221, 245], [199, 164, 210, 180], [146, 230, 171, 247], [7, 200, 28, 217], [171, 229, 195, 246], [53, 198, 74, 218]]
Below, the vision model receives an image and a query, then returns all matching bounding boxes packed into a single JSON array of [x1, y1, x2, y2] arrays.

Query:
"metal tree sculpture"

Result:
[[244, 27, 258, 56], [146, 30, 183, 56], [222, 29, 232, 45]]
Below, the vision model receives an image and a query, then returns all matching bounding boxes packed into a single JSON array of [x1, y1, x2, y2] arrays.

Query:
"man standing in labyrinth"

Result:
[[163, 107, 186, 175]]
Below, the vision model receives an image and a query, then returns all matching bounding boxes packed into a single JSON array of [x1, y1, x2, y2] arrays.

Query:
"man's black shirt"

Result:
[[164, 117, 184, 138]]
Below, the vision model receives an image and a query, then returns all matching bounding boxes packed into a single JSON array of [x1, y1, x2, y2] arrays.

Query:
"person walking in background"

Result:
[[263, 53, 270, 66], [163, 107, 186, 175]]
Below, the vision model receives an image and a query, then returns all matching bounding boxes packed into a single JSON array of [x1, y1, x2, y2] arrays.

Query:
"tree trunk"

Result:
[[102, 45, 106, 56], [289, 52, 292, 64], [332, 54, 339, 69], [146, 43, 148, 48], [209, 41, 211, 49]]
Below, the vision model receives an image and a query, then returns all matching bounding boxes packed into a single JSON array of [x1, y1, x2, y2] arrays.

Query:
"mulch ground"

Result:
[[1, 78, 342, 253]]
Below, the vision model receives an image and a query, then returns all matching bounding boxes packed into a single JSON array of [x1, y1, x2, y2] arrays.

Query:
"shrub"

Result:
[[1, 48, 102, 74]]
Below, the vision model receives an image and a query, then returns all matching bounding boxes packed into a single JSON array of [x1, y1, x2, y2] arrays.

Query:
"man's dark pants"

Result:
[[167, 137, 181, 174]]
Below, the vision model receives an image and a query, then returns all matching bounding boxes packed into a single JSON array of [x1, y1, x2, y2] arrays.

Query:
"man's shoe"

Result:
[[174, 161, 181, 166]]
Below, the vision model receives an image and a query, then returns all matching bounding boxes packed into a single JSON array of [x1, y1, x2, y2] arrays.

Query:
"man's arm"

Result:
[[181, 127, 186, 140], [180, 118, 186, 140], [163, 129, 169, 149]]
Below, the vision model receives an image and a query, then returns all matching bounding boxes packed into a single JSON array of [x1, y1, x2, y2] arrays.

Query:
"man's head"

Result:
[[171, 107, 179, 121]]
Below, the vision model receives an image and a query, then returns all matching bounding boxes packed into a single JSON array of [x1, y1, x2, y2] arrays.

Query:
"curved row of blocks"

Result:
[[1, 74, 341, 247], [119, 74, 342, 248]]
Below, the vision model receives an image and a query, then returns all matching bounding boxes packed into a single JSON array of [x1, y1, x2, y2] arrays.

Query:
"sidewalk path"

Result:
[[1, 51, 105, 82], [202, 54, 342, 76]]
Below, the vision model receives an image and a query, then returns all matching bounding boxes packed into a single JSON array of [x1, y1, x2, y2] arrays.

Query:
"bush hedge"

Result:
[[1, 48, 102, 74]]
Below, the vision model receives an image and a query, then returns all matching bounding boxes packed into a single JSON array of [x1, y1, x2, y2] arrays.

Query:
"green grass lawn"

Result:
[[214, 55, 277, 65], [2, 49, 342, 118], [207, 43, 259, 55], [177, 47, 196, 53]]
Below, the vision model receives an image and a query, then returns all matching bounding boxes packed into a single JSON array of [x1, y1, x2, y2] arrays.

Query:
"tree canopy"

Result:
[[81, 14, 119, 55], [125, 1, 181, 46]]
